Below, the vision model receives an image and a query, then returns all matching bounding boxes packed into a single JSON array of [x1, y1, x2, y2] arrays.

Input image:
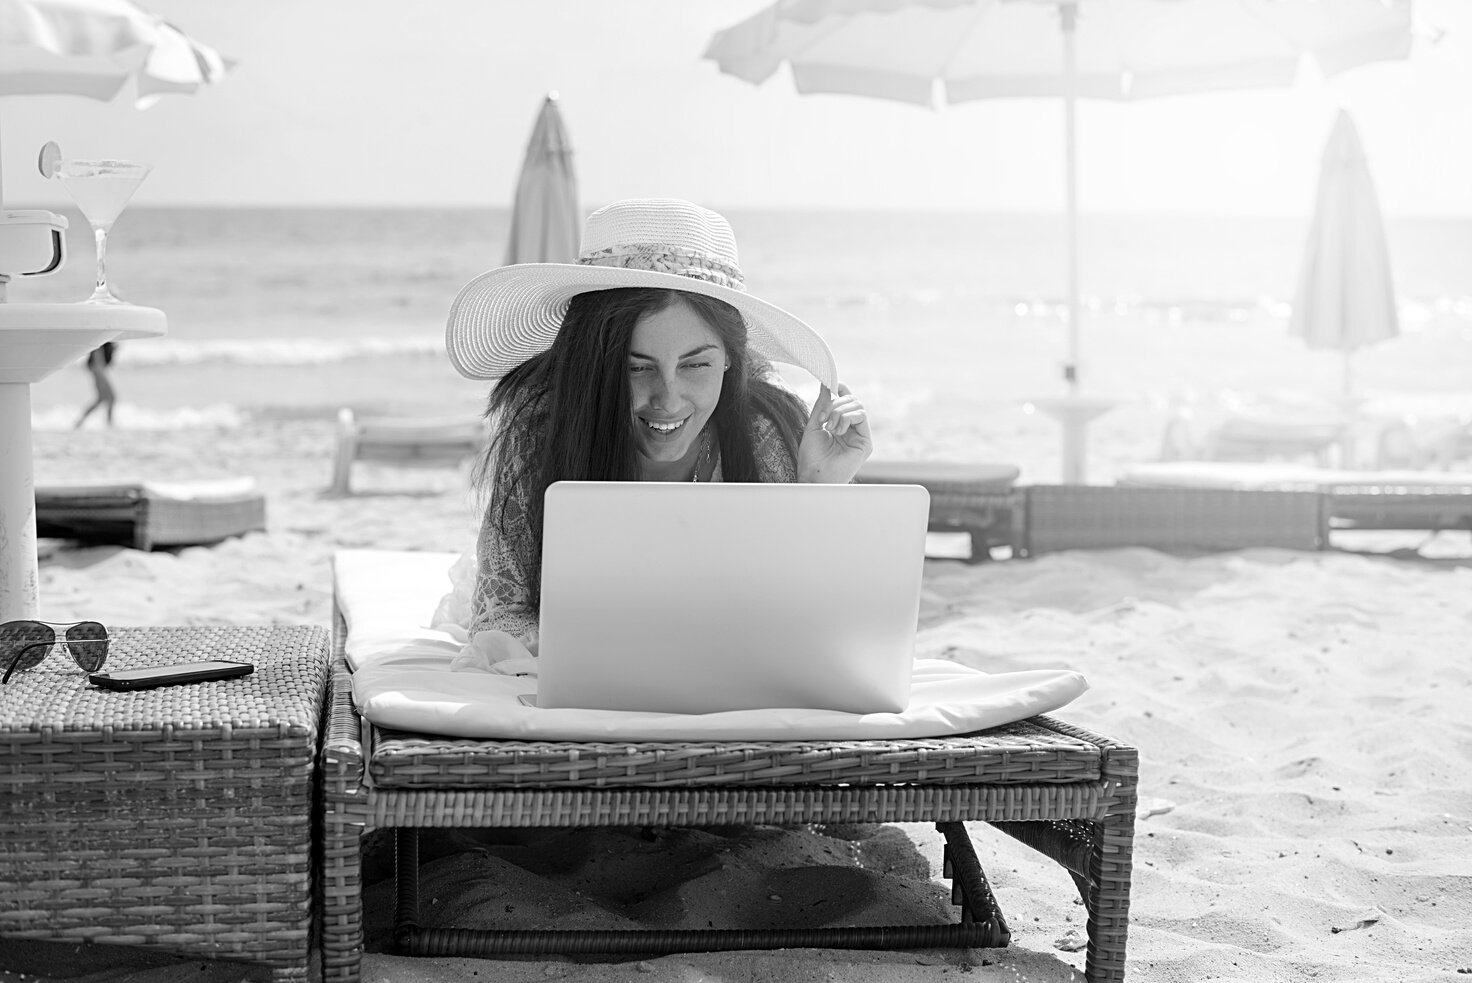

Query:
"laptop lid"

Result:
[[535, 481, 930, 714]]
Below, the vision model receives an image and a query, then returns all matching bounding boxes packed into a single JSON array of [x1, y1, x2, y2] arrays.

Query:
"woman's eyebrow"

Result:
[[628, 344, 721, 360]]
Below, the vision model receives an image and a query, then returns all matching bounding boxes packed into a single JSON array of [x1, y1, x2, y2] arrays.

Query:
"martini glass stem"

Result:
[[90, 224, 114, 302]]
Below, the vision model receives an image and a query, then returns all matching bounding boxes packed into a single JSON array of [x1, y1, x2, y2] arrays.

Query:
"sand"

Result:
[[4, 415, 1471, 982]]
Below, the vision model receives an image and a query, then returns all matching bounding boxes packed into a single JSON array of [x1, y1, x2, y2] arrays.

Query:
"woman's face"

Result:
[[627, 296, 727, 469]]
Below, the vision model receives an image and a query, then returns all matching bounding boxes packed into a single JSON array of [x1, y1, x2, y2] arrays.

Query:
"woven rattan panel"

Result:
[[1023, 485, 1326, 554], [366, 718, 1101, 789], [1, 625, 330, 978]]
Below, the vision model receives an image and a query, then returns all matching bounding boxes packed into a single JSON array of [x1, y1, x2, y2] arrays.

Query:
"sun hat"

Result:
[[445, 198, 838, 388]]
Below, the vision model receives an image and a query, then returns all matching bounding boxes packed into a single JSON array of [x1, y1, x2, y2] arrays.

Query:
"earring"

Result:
[[723, 362, 731, 372]]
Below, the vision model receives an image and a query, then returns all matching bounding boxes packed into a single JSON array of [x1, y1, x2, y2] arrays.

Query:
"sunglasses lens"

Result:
[[65, 621, 109, 673], [1, 621, 56, 678]]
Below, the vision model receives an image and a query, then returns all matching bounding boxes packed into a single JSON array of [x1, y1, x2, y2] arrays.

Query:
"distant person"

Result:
[[76, 341, 118, 429]]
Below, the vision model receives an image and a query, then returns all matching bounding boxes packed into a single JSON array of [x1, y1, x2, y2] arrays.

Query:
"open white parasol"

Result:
[[705, 0, 1414, 480]]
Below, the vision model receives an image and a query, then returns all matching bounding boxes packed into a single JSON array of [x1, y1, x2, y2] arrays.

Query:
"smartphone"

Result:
[[89, 660, 255, 691]]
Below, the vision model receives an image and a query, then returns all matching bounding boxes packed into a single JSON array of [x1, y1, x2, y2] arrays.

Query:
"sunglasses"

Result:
[[1, 620, 110, 684]]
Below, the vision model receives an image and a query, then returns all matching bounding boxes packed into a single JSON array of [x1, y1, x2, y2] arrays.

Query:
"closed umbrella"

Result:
[[504, 93, 580, 266], [1289, 108, 1399, 399], [705, 0, 1413, 480]]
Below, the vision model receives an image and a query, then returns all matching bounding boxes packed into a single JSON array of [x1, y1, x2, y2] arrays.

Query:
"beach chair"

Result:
[[856, 461, 1021, 562], [33, 477, 266, 550], [1013, 484, 1329, 556], [1117, 462, 1472, 541], [320, 550, 1139, 982], [329, 408, 488, 495]]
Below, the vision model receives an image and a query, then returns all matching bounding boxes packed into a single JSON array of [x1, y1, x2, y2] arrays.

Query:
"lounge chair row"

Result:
[[878, 471, 1471, 560]]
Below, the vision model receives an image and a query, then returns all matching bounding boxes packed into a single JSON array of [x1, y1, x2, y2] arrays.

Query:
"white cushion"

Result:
[[334, 549, 1088, 741]]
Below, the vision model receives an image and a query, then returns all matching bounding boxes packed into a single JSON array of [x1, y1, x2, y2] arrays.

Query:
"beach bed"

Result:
[[329, 408, 487, 494], [857, 461, 1020, 562], [34, 477, 267, 550], [1118, 462, 1472, 536], [321, 551, 1138, 982]]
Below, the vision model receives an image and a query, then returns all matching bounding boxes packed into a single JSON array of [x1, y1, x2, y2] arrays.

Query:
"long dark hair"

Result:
[[477, 287, 808, 608]]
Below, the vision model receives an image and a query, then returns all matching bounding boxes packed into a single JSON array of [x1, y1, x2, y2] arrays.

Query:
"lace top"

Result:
[[469, 416, 797, 641]]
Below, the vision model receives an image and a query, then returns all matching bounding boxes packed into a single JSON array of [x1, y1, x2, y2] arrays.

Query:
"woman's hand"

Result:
[[798, 383, 872, 483]]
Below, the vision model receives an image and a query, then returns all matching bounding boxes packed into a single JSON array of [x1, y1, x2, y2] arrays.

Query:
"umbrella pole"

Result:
[[1, 108, 8, 303], [1061, 0, 1080, 396]]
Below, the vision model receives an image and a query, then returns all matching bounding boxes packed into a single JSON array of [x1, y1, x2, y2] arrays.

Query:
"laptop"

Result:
[[534, 481, 930, 715]]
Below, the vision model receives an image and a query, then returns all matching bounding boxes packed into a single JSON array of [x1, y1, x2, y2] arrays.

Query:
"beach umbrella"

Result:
[[1289, 108, 1399, 400], [0, 0, 232, 202], [503, 93, 581, 266], [704, 0, 1413, 393]]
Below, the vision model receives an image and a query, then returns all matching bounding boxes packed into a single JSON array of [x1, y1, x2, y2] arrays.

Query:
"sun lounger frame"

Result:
[[320, 606, 1139, 982], [1325, 486, 1472, 533], [329, 408, 487, 495], [857, 461, 1021, 563], [33, 483, 267, 550], [1017, 485, 1328, 555]]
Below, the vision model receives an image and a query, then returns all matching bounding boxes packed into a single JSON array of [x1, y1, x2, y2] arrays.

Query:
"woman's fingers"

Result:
[[806, 385, 834, 433], [823, 389, 867, 437]]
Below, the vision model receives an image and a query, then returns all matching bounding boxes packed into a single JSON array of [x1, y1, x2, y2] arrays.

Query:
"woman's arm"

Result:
[[469, 491, 540, 645]]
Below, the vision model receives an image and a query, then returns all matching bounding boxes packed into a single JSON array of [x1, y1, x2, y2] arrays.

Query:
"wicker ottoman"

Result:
[[0, 625, 331, 981]]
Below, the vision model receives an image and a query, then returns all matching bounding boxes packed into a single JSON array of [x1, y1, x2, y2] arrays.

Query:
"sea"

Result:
[[19, 206, 1472, 442]]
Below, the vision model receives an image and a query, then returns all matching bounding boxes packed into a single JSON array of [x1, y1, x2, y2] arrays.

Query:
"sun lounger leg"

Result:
[[989, 813, 1136, 982], [937, 821, 1010, 945], [330, 408, 358, 495]]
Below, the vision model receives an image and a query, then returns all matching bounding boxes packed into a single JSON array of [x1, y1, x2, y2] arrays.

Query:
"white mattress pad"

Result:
[[334, 549, 1088, 741]]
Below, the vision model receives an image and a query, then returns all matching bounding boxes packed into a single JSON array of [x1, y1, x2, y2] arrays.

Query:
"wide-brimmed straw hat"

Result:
[[445, 198, 837, 387]]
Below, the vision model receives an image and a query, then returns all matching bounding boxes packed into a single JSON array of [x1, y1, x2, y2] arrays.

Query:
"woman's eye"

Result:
[[628, 364, 651, 374], [682, 362, 713, 370]]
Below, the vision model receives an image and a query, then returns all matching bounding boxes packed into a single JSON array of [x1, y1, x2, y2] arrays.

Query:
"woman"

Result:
[[444, 198, 871, 650]]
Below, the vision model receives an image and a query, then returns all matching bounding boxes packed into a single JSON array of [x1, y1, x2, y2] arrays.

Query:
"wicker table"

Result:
[[0, 625, 331, 981]]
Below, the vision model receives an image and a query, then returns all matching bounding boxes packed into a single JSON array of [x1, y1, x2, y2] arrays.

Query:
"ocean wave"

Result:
[[116, 336, 445, 367], [32, 404, 248, 431]]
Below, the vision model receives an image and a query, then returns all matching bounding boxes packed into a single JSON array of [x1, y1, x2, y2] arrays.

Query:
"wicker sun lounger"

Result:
[[34, 477, 267, 550], [321, 604, 1139, 982], [1118, 462, 1472, 538], [857, 461, 1021, 562], [1016, 484, 1328, 556], [329, 408, 487, 495]]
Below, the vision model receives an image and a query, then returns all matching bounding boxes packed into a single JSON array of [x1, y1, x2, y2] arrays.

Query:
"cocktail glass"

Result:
[[55, 159, 152, 305]]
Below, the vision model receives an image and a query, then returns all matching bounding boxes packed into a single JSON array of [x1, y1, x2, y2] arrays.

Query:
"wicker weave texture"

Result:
[[1022, 485, 1326, 555], [1329, 490, 1472, 531], [366, 720, 1101, 789], [1, 625, 331, 981], [856, 463, 1020, 561], [321, 604, 1138, 983]]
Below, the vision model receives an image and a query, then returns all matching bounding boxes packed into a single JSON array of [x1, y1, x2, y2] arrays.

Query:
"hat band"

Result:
[[579, 243, 747, 293]]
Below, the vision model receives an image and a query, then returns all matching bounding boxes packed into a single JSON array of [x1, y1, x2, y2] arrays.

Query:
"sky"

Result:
[[2, 0, 1469, 217]]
